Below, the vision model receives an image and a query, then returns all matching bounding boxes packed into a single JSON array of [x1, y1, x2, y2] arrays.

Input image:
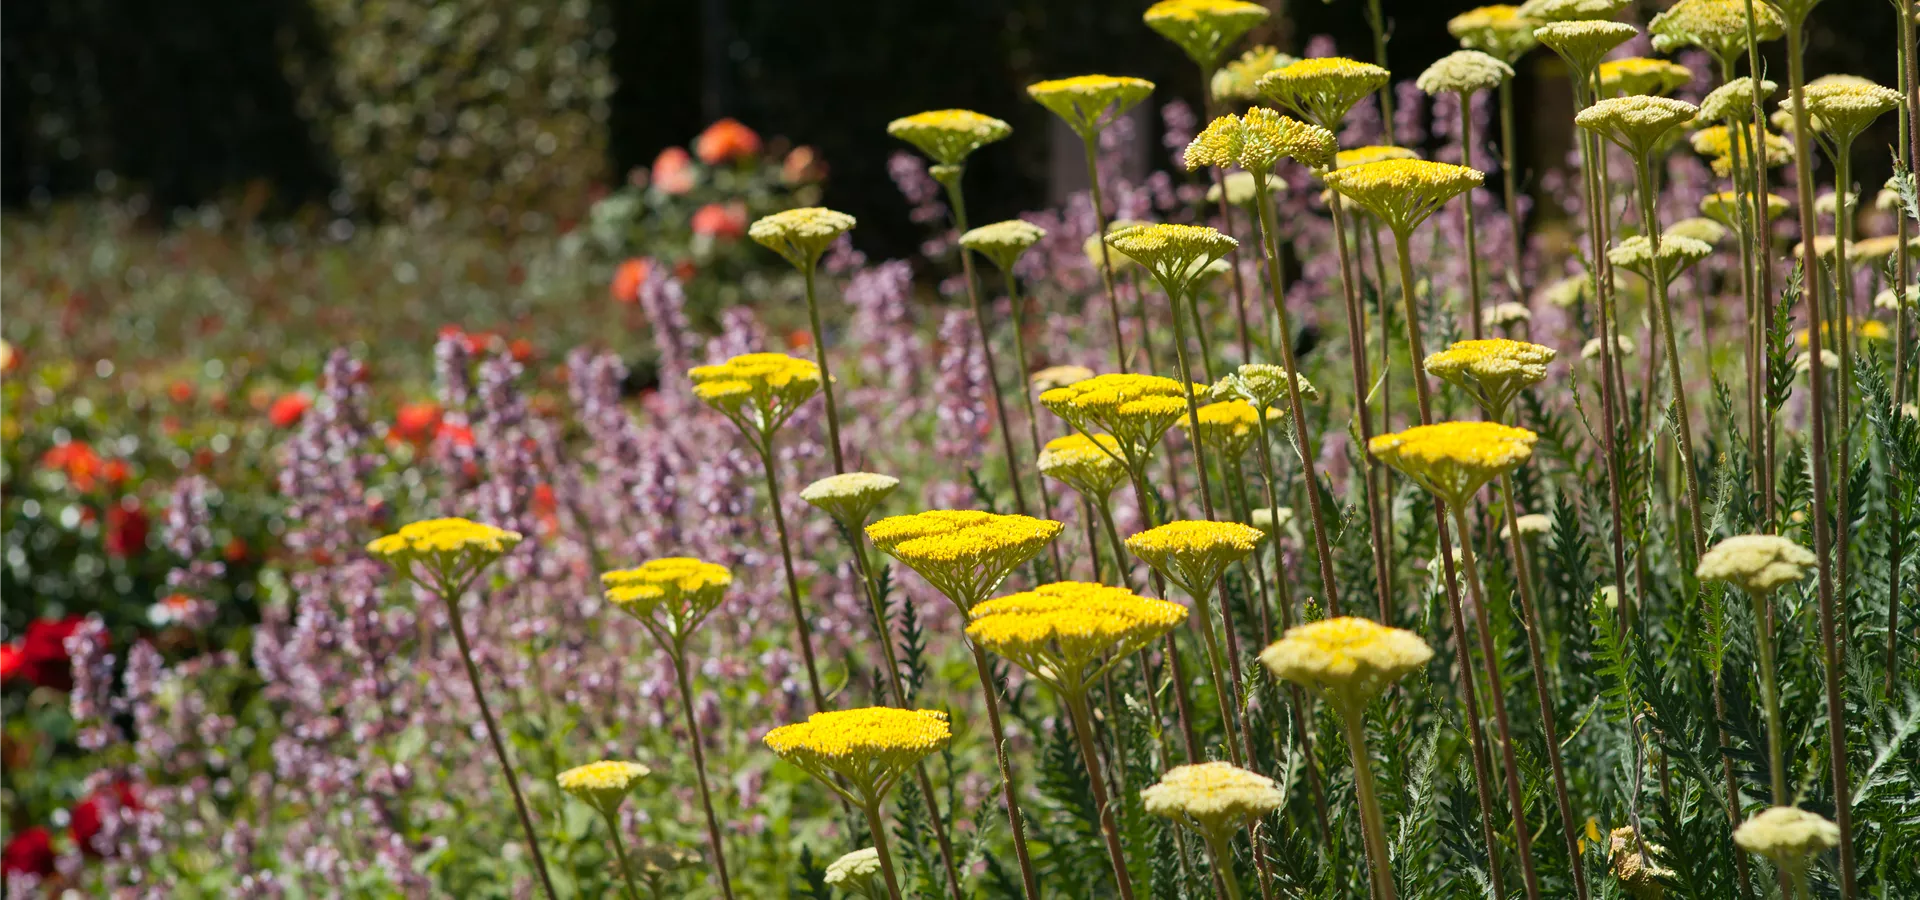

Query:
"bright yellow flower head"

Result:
[[1040, 373, 1196, 472], [1533, 20, 1639, 77], [1369, 421, 1538, 507], [801, 472, 901, 530], [1334, 145, 1419, 169], [1140, 761, 1286, 844], [968, 581, 1188, 696], [1323, 159, 1485, 236], [1257, 57, 1391, 130], [1800, 78, 1903, 144], [1209, 363, 1319, 412], [1649, 0, 1783, 62], [1695, 534, 1815, 595], [1031, 364, 1099, 394], [1028, 75, 1157, 139], [1607, 233, 1715, 284], [1796, 317, 1888, 348], [1733, 806, 1840, 876], [749, 207, 857, 271], [1597, 57, 1694, 98], [601, 557, 733, 646], [1212, 45, 1295, 103], [1575, 95, 1699, 159], [556, 760, 650, 815], [367, 517, 523, 587], [1143, 0, 1270, 69], [1178, 400, 1275, 460], [1517, 0, 1630, 21], [1696, 77, 1777, 123], [1417, 50, 1514, 95], [1448, 6, 1540, 63], [1422, 339, 1556, 417], [1700, 190, 1791, 227], [688, 352, 822, 437], [1259, 616, 1433, 713], [1037, 433, 1129, 502], [866, 510, 1063, 609], [960, 219, 1048, 272], [763, 707, 952, 803], [1691, 125, 1793, 176], [1185, 108, 1337, 174], [1106, 223, 1240, 300], [886, 110, 1012, 167], [1125, 520, 1267, 599]]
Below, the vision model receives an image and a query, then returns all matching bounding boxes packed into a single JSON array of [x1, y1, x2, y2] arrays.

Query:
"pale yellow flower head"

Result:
[[1212, 46, 1295, 103], [968, 581, 1188, 696], [1186, 107, 1337, 174], [1448, 6, 1540, 63], [887, 109, 1012, 167], [1517, 0, 1630, 22], [1791, 235, 1852, 262], [601, 557, 733, 646], [1038, 433, 1129, 502], [1853, 234, 1918, 265], [1031, 364, 1098, 394], [1597, 57, 1694, 98], [801, 472, 901, 530], [1503, 513, 1553, 540], [1323, 159, 1485, 236], [1210, 363, 1320, 411], [1369, 421, 1538, 507], [1040, 372, 1194, 469], [1733, 806, 1840, 876], [1335, 145, 1419, 169], [1700, 191, 1790, 227], [1665, 216, 1727, 245], [556, 760, 650, 815], [1418, 50, 1514, 95], [1249, 506, 1294, 533], [1576, 95, 1699, 160], [1695, 534, 1815, 595], [1206, 170, 1281, 207], [763, 707, 952, 803], [1178, 399, 1276, 460], [1582, 334, 1637, 359], [1690, 124, 1793, 176], [749, 207, 857, 271], [367, 517, 523, 587], [1696, 77, 1777, 122], [1107, 223, 1240, 300], [960, 219, 1048, 273], [866, 510, 1063, 609], [1534, 20, 1639, 77], [688, 352, 822, 437], [1481, 302, 1533, 330], [1422, 339, 1556, 416], [1143, 0, 1270, 70], [1260, 616, 1433, 713], [1539, 273, 1590, 309], [1649, 0, 1783, 62], [1125, 519, 1267, 599], [1607, 234, 1715, 284], [824, 848, 885, 900], [1608, 826, 1674, 899], [1800, 78, 1903, 145], [1257, 57, 1391, 130], [1028, 75, 1157, 139], [1140, 761, 1286, 844]]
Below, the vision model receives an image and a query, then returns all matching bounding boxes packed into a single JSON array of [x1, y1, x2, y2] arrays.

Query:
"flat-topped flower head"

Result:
[[1141, 762, 1286, 845], [1249, 506, 1295, 534], [1178, 400, 1274, 460], [1800, 78, 1903, 145], [1260, 616, 1433, 713], [967, 581, 1188, 695], [1125, 520, 1267, 599], [1448, 6, 1540, 63], [1040, 372, 1194, 467], [1649, 0, 1783, 62], [1607, 233, 1714, 284], [1324, 159, 1485, 236], [824, 848, 885, 900], [1257, 57, 1391, 129], [1504, 513, 1553, 539], [1666, 216, 1727, 245], [601, 557, 733, 645], [1691, 125, 1793, 175], [763, 707, 952, 803], [1031, 364, 1098, 394], [1534, 21, 1639, 77], [1186, 108, 1336, 174], [1583, 334, 1637, 359], [1028, 75, 1157, 139], [960, 219, 1048, 272], [1422, 339, 1556, 416], [1696, 76, 1777, 122], [1037, 433, 1128, 501], [1106, 223, 1239, 300], [1853, 234, 1919, 265], [1608, 827, 1675, 899], [1143, 0, 1270, 69], [1210, 363, 1320, 411], [749, 207, 856, 271], [1369, 421, 1538, 507], [368, 517, 524, 586], [1696, 534, 1815, 595], [1597, 57, 1694, 97], [1792, 235, 1852, 262], [556, 760, 650, 815], [1085, 219, 1148, 272], [1335, 145, 1420, 169], [1701, 190, 1790, 226], [1539, 273, 1589, 308], [1576, 95, 1699, 159], [801, 472, 901, 530], [1418, 50, 1514, 95], [1212, 45, 1295, 103], [865, 510, 1063, 609], [1517, 0, 1630, 22], [1481, 301, 1533, 330], [887, 109, 1012, 167], [1733, 807, 1840, 876], [688, 352, 821, 437]]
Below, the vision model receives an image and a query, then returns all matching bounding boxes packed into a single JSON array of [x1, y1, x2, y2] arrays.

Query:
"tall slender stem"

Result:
[[1364, 0, 1396, 146], [1203, 831, 1248, 900], [1460, 95, 1487, 340], [861, 798, 907, 900], [1498, 81, 1527, 304], [801, 265, 847, 473], [1740, 0, 1779, 517], [1329, 189, 1395, 623], [946, 177, 1036, 522], [1129, 473, 1205, 761], [1631, 155, 1709, 566], [1339, 704, 1397, 900], [1891, 0, 1917, 695], [671, 652, 737, 900], [1829, 148, 1856, 608], [1004, 271, 1066, 576], [1750, 589, 1789, 804], [757, 442, 830, 713], [1190, 587, 1247, 766], [1068, 691, 1138, 900], [970, 643, 1044, 900], [1085, 136, 1133, 373], [599, 808, 646, 900]]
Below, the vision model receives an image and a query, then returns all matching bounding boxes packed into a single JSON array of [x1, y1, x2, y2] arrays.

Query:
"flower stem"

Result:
[[969, 643, 1043, 900], [671, 652, 737, 900], [1750, 588, 1789, 805], [1203, 831, 1247, 900], [1084, 135, 1132, 373], [1329, 189, 1395, 624], [599, 807, 645, 900], [1631, 156, 1708, 566], [756, 441, 830, 714], [1459, 94, 1486, 340], [1004, 269, 1066, 576], [1498, 81, 1527, 304], [946, 177, 1036, 524], [861, 797, 907, 900], [1339, 703, 1396, 900], [801, 263, 847, 473], [1068, 691, 1138, 900]]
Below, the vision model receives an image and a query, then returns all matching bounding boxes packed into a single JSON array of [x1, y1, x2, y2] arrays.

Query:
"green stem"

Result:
[[1004, 269, 1066, 577], [945, 176, 1036, 522], [1365, 0, 1395, 146], [1331, 190, 1394, 624], [671, 652, 737, 900], [1340, 704, 1397, 900], [1632, 155, 1708, 566], [1498, 80, 1527, 303], [969, 643, 1043, 900], [599, 808, 645, 900], [1459, 94, 1487, 340], [1068, 691, 1138, 900], [757, 442, 830, 713], [801, 263, 847, 473], [1085, 135, 1132, 373], [1190, 585, 1246, 766], [1751, 588, 1788, 805], [1204, 831, 1247, 900], [861, 798, 906, 900]]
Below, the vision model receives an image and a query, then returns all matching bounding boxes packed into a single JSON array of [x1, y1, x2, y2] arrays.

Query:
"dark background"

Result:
[[3, 0, 1905, 257]]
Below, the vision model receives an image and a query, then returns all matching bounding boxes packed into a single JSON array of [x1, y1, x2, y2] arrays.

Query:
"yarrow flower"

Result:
[[1504, 512, 1553, 539], [556, 761, 650, 815], [748, 207, 857, 271], [1178, 400, 1275, 459], [1335, 145, 1420, 169], [1582, 334, 1637, 359], [967, 581, 1188, 696], [1031, 364, 1098, 394], [1422, 339, 1556, 417], [1028, 75, 1157, 139], [1185, 107, 1337, 173], [1597, 57, 1694, 97], [1140, 761, 1286, 846], [1481, 301, 1533, 330], [1250, 506, 1295, 533], [960, 219, 1048, 272], [1323, 159, 1485, 236], [866, 510, 1064, 608], [1257, 57, 1391, 129], [1533, 21, 1639, 77], [1259, 616, 1433, 713], [1575, 95, 1700, 159], [1733, 806, 1840, 878], [763, 707, 953, 804], [1799, 78, 1903, 145], [1125, 520, 1267, 599], [1040, 373, 1195, 471], [825, 848, 886, 900], [1448, 6, 1540, 63], [1691, 124, 1793, 176], [1417, 50, 1514, 95], [1210, 363, 1320, 411], [601, 557, 733, 648], [1212, 45, 1295, 103], [367, 517, 523, 588], [1696, 76, 1777, 122], [1666, 216, 1728, 245], [1517, 0, 1629, 21], [1142, 0, 1270, 69], [1649, 0, 1783, 62], [1106, 223, 1240, 301], [1695, 534, 1816, 595], [886, 109, 1013, 167], [1369, 421, 1538, 507], [801, 472, 901, 530], [1037, 433, 1129, 502], [1607, 233, 1715, 283], [688, 352, 822, 438], [1701, 190, 1791, 226]]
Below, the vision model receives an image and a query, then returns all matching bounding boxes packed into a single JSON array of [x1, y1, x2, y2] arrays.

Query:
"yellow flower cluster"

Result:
[[1257, 57, 1391, 129], [1185, 107, 1337, 174], [1732, 806, 1840, 874], [748, 207, 857, 270], [960, 219, 1048, 272], [1597, 57, 1694, 98], [1027, 75, 1157, 139], [1607, 233, 1714, 283], [1334, 145, 1418, 169], [1422, 339, 1555, 416], [1041, 373, 1195, 468], [1142, 0, 1270, 69], [1125, 519, 1267, 598], [1031, 364, 1098, 394], [1259, 616, 1433, 713], [763, 707, 953, 802], [688, 352, 822, 437], [1695, 534, 1816, 595], [1037, 433, 1128, 501], [886, 109, 1013, 167], [1140, 761, 1286, 843], [1447, 6, 1539, 63], [1691, 125, 1793, 176], [367, 517, 524, 586], [1701, 190, 1791, 227], [556, 760, 650, 813], [1664, 217, 1725, 245], [1649, 0, 1782, 61], [1796, 317, 1889, 346], [1696, 76, 1775, 122], [824, 848, 884, 899], [1210, 363, 1319, 411], [1323, 159, 1485, 236], [1854, 234, 1920, 264], [601, 557, 733, 644], [1575, 95, 1700, 159], [866, 510, 1064, 608], [1800, 78, 1903, 142], [800, 472, 901, 529], [1178, 399, 1274, 459], [1211, 46, 1294, 103], [1417, 50, 1513, 95], [1517, 0, 1629, 19], [967, 581, 1188, 695], [1106, 223, 1240, 299], [1533, 21, 1639, 76], [1368, 421, 1538, 507]]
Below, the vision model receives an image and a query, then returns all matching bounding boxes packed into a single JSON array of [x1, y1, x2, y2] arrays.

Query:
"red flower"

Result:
[[268, 393, 310, 428], [14, 616, 98, 692], [436, 422, 475, 449], [674, 259, 698, 282], [71, 781, 140, 857], [393, 402, 443, 445], [694, 118, 761, 165], [0, 643, 22, 685], [691, 202, 748, 240], [651, 147, 697, 194], [611, 258, 652, 304], [533, 482, 559, 531], [167, 380, 195, 404], [105, 501, 150, 558], [41, 441, 105, 491], [100, 459, 130, 487], [2, 826, 53, 878], [223, 537, 250, 562], [509, 339, 535, 363]]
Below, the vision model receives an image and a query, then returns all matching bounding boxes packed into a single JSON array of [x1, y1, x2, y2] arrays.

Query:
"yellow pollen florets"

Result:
[[1448, 6, 1540, 63], [1597, 57, 1694, 98], [1649, 0, 1783, 61], [886, 109, 1012, 167], [1369, 421, 1538, 507], [1210, 363, 1319, 411], [800, 472, 901, 529], [763, 707, 953, 802], [688, 352, 822, 436], [1028, 75, 1157, 139], [1040, 373, 1194, 468], [1257, 57, 1391, 129], [1575, 95, 1700, 158], [960, 220, 1048, 272], [1212, 46, 1295, 103], [1125, 520, 1267, 598], [1701, 191, 1791, 226], [1533, 21, 1640, 76], [1666, 217, 1727, 245], [1697, 77, 1776, 122], [825, 848, 884, 899], [1323, 159, 1485, 236], [367, 517, 523, 586], [1732, 806, 1840, 875], [556, 760, 651, 813], [866, 510, 1063, 609], [1695, 534, 1816, 595], [1335, 145, 1419, 169], [1037, 433, 1128, 501], [1186, 108, 1336, 174], [1140, 761, 1286, 843], [1422, 339, 1555, 416], [1607, 827, 1674, 899], [749, 207, 857, 270], [1800, 79, 1903, 143], [1143, 0, 1270, 69], [1106, 223, 1240, 299], [1418, 50, 1514, 95], [1260, 616, 1433, 712], [601, 557, 733, 644], [1691, 124, 1793, 175], [1178, 400, 1275, 459], [968, 581, 1188, 695]]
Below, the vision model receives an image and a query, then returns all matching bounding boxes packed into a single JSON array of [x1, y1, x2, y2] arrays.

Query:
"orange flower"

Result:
[[674, 259, 698, 281], [509, 339, 535, 363], [695, 118, 762, 165], [269, 394, 311, 428], [42, 442, 105, 491], [611, 258, 652, 304], [100, 459, 130, 486], [692, 202, 748, 240], [786, 329, 814, 350], [167, 380, 195, 404], [393, 402, 443, 445], [652, 147, 697, 194], [783, 145, 827, 184]]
